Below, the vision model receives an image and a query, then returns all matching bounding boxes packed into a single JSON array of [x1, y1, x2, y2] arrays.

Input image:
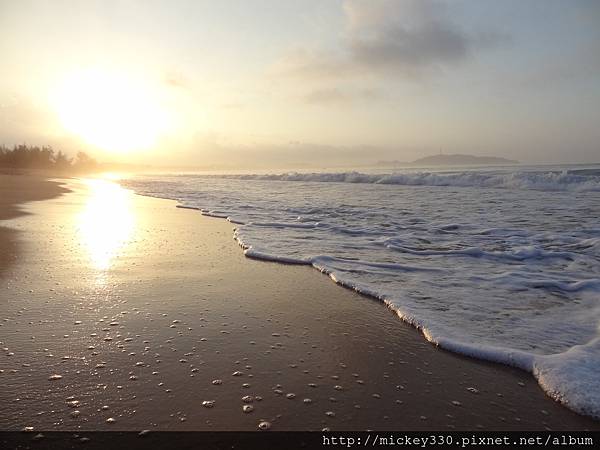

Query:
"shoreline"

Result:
[[158, 194, 599, 421], [0, 174, 598, 431], [0, 174, 70, 277], [0, 173, 70, 221]]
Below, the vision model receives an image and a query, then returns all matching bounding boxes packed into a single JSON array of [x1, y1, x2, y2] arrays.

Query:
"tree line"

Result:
[[0, 144, 98, 172]]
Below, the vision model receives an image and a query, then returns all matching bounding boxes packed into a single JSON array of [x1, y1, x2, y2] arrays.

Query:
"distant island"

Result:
[[377, 153, 519, 167], [411, 154, 518, 166]]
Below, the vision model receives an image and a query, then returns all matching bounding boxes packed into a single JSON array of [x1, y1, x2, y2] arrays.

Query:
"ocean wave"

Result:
[[384, 242, 576, 261], [238, 239, 600, 418], [221, 169, 600, 192], [123, 171, 600, 419]]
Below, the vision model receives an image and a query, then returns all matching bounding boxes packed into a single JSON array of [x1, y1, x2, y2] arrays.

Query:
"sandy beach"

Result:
[[0, 174, 598, 432], [0, 174, 70, 278]]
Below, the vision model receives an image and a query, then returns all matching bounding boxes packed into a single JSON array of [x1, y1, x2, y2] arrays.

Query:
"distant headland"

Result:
[[377, 154, 519, 167]]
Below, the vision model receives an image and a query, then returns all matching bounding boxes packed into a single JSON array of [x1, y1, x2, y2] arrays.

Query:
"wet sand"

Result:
[[0, 174, 70, 277], [0, 176, 598, 431]]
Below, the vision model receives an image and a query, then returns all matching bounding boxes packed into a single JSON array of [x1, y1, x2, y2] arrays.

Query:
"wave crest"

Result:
[[223, 169, 600, 192]]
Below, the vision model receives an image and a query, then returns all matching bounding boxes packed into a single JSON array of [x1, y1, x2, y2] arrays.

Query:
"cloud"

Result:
[[276, 0, 507, 80], [304, 87, 380, 105], [164, 71, 189, 89], [273, 48, 352, 80], [168, 132, 413, 170]]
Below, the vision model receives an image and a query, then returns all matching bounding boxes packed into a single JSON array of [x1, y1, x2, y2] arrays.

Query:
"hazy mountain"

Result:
[[410, 154, 519, 166]]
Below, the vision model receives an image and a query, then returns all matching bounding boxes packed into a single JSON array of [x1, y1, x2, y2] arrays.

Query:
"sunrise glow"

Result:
[[52, 68, 172, 153]]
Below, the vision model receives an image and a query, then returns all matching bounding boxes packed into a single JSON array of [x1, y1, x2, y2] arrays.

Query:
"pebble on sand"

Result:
[[258, 421, 271, 430]]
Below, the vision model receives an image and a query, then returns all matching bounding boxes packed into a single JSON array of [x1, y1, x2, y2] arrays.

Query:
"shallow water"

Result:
[[124, 165, 600, 418]]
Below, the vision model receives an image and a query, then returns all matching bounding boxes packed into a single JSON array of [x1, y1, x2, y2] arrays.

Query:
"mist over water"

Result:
[[123, 165, 600, 418]]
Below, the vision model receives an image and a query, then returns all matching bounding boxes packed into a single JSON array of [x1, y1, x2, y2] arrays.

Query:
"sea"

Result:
[[122, 163, 600, 418]]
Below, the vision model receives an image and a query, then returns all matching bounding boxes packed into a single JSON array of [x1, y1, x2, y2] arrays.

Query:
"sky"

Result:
[[1, 0, 599, 168]]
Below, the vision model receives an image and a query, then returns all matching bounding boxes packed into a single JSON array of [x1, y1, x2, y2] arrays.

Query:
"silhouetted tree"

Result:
[[0, 144, 98, 173], [53, 150, 72, 170], [0, 144, 56, 168], [73, 151, 98, 172]]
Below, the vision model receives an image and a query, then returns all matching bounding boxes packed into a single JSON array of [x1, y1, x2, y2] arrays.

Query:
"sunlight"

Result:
[[52, 68, 172, 153], [99, 171, 128, 181], [78, 178, 134, 271]]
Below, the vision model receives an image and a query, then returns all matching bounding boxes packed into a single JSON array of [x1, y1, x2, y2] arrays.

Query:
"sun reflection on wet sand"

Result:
[[78, 178, 134, 271]]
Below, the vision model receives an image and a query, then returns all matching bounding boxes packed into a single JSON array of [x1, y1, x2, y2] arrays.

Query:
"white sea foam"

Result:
[[123, 165, 600, 418], [221, 168, 600, 192]]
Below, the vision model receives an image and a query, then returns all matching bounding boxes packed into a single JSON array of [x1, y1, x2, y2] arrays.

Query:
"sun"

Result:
[[52, 68, 171, 153]]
